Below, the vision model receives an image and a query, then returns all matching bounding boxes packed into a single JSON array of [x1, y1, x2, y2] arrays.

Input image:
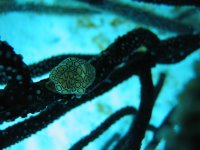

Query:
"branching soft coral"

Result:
[[0, 28, 200, 149]]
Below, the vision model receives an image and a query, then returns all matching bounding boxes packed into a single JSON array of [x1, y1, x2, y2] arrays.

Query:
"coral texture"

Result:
[[0, 27, 200, 149]]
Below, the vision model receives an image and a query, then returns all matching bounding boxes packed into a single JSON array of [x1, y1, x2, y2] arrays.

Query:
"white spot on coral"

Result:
[[6, 52, 11, 58], [6, 67, 12, 71], [36, 90, 41, 94], [16, 75, 22, 80], [0, 65, 4, 69]]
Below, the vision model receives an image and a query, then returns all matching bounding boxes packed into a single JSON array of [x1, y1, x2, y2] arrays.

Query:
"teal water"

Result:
[[0, 1, 199, 150]]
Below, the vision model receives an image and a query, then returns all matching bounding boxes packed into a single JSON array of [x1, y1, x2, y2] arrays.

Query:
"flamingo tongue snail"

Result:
[[45, 57, 96, 98]]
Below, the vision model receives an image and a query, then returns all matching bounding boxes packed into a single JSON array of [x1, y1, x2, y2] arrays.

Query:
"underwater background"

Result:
[[0, 0, 200, 150]]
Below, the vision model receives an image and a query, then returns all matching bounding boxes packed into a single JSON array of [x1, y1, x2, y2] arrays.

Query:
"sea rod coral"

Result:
[[0, 28, 200, 149]]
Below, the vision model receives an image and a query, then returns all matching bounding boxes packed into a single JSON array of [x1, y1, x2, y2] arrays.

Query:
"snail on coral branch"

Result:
[[46, 57, 96, 98]]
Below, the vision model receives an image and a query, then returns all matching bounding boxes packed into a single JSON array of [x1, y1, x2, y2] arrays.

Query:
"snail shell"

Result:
[[46, 57, 96, 98]]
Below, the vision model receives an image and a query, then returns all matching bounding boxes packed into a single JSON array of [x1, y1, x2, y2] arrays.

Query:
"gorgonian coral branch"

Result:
[[78, 0, 195, 34], [0, 28, 200, 149], [0, 41, 32, 86], [133, 0, 200, 7], [0, 54, 95, 85], [69, 106, 137, 150]]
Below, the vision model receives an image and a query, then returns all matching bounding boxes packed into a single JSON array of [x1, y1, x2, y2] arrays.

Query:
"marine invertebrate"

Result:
[[46, 57, 96, 98]]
